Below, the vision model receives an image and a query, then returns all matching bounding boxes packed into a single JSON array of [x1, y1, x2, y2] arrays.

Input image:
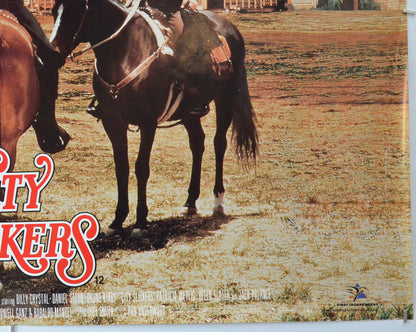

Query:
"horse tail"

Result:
[[230, 63, 258, 167]]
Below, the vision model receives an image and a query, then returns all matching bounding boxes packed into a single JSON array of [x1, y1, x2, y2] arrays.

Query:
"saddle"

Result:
[[176, 9, 233, 81], [136, 2, 233, 81], [0, 10, 42, 67], [0, 9, 18, 24]]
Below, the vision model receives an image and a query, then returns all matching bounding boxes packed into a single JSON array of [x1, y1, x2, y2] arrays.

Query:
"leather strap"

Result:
[[94, 36, 170, 99]]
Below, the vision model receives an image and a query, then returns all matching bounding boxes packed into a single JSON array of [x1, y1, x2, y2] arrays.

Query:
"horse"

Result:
[[0, 10, 41, 292], [50, 0, 258, 238], [0, 10, 40, 171]]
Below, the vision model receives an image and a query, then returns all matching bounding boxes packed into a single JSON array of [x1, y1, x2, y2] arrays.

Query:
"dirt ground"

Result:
[[0, 10, 411, 324]]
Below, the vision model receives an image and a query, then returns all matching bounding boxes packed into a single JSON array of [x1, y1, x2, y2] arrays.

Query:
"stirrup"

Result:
[[87, 97, 102, 120]]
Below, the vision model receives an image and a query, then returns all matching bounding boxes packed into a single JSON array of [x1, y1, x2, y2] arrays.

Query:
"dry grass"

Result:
[[0, 10, 412, 324]]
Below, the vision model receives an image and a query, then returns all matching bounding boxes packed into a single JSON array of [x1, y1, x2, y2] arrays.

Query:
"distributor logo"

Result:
[[335, 283, 382, 311], [347, 283, 367, 301]]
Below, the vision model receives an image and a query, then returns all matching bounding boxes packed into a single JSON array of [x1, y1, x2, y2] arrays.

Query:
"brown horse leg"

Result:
[[213, 95, 233, 216], [131, 126, 156, 239], [102, 120, 129, 235], [182, 118, 205, 215], [0, 140, 18, 173]]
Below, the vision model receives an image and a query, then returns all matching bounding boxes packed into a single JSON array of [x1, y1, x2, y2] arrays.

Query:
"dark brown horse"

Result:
[[50, 0, 258, 238], [0, 10, 40, 171]]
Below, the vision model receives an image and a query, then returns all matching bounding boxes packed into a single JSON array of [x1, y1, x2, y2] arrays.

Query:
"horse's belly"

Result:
[[0, 62, 39, 143]]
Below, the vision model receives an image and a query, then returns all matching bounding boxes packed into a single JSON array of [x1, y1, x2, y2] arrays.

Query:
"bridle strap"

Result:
[[67, 0, 173, 104], [70, 0, 142, 59], [69, 0, 89, 56]]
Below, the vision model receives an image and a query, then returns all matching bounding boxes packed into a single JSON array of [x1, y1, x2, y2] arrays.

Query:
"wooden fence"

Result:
[[25, 0, 54, 12], [223, 0, 279, 9]]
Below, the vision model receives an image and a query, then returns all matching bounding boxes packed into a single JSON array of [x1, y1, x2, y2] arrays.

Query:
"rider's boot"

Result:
[[190, 104, 210, 117], [32, 61, 70, 154], [172, 80, 210, 117], [186, 78, 211, 117]]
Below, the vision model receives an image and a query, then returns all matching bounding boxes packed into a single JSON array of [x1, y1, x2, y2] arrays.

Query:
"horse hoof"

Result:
[[213, 192, 225, 217], [186, 207, 198, 216], [213, 205, 225, 217], [106, 227, 122, 237], [131, 228, 148, 239], [181, 206, 198, 216], [33, 118, 71, 154]]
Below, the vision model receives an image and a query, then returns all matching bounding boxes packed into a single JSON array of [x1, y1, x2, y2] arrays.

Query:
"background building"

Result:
[[24, 0, 53, 12], [217, 0, 404, 10]]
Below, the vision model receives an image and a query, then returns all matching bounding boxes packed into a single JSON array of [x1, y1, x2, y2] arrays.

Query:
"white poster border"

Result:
[[2, 0, 415, 330]]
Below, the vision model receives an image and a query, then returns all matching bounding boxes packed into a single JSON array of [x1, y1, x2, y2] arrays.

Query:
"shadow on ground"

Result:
[[0, 214, 233, 296], [92, 214, 233, 257]]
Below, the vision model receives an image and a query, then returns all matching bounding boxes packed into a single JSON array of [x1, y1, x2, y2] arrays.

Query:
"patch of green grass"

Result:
[[279, 312, 309, 322], [276, 283, 313, 305], [319, 304, 413, 321]]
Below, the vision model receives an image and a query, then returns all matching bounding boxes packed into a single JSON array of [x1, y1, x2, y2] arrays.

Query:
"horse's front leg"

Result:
[[131, 126, 156, 239], [183, 118, 205, 215], [102, 119, 129, 235]]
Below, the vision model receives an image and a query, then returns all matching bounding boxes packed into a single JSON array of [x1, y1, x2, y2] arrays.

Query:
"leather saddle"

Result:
[[175, 9, 233, 81]]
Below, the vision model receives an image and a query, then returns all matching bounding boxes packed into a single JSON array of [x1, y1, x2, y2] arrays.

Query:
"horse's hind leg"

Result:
[[213, 95, 233, 216], [183, 118, 205, 215]]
